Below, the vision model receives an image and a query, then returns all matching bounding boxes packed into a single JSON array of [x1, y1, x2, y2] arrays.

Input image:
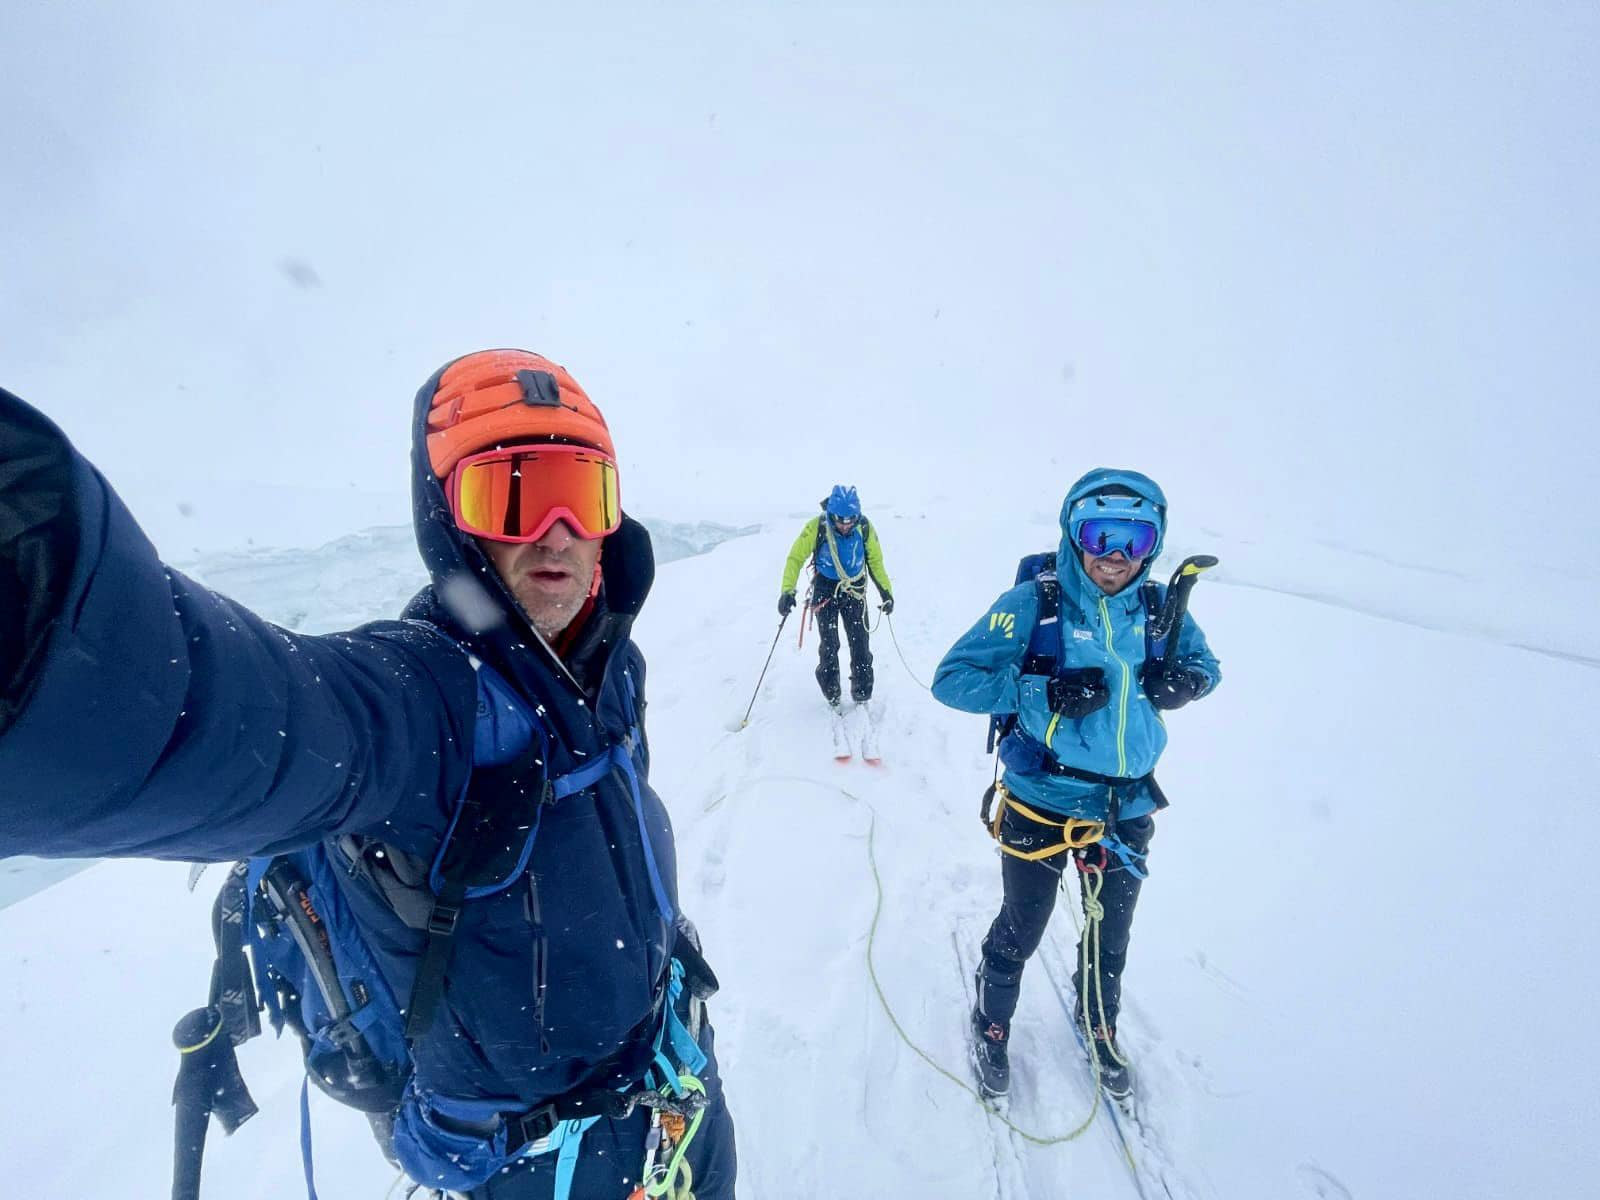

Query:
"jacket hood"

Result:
[[406, 355, 654, 697], [1056, 467, 1168, 612]]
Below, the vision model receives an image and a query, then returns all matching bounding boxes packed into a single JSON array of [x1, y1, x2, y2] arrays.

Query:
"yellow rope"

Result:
[[819, 519, 869, 599], [642, 1073, 707, 1198], [856, 797, 1099, 1145], [1069, 866, 1131, 1074], [884, 613, 932, 692], [719, 773, 1105, 1146]]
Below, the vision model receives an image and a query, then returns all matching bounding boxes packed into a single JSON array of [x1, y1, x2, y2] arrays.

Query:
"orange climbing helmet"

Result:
[[424, 349, 615, 479]]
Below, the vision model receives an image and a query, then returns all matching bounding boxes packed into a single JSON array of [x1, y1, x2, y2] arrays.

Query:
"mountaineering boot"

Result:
[[1074, 1005, 1132, 1099], [969, 1008, 1011, 1098]]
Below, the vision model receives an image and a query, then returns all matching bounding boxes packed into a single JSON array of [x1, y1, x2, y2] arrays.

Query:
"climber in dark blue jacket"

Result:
[[0, 350, 737, 1199]]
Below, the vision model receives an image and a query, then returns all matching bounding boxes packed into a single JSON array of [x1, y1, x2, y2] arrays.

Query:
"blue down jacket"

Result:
[[0, 371, 733, 1197]]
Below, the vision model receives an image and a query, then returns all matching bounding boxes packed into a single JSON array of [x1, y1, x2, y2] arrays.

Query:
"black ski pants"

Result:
[[810, 574, 874, 704], [976, 807, 1154, 1034]]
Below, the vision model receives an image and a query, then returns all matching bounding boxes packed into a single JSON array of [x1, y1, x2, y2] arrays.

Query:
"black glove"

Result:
[[1141, 664, 1207, 711], [880, 594, 894, 615], [1046, 668, 1110, 718], [778, 591, 796, 617]]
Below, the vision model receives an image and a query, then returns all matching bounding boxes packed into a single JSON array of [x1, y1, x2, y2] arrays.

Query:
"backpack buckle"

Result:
[[426, 902, 461, 936], [509, 1101, 560, 1148]]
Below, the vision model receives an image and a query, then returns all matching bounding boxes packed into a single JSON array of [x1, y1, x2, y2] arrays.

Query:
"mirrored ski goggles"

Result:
[[1073, 517, 1158, 560], [449, 444, 621, 543]]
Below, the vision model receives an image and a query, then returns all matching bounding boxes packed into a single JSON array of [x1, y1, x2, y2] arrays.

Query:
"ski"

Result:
[[952, 925, 1015, 1199], [1035, 936, 1182, 1200], [857, 700, 883, 766], [830, 705, 853, 761]]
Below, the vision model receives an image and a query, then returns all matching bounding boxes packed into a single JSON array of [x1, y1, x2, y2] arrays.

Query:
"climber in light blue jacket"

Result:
[[934, 467, 1220, 1102]]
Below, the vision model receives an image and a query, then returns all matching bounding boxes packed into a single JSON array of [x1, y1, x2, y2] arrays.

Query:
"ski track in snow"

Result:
[[4, 517, 1600, 1197]]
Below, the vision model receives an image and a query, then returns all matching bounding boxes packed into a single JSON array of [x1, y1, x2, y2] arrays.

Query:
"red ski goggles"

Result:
[[1072, 517, 1158, 560], [448, 444, 621, 543]]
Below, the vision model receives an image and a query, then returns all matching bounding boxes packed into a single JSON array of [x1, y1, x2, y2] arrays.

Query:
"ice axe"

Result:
[[1142, 554, 1218, 668]]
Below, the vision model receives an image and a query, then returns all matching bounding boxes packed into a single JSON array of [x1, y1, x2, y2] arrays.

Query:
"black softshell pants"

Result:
[[810, 574, 874, 704], [976, 808, 1155, 1034]]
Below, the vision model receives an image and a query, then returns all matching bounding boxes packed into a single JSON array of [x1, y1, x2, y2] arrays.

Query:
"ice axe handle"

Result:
[[1151, 555, 1218, 667]]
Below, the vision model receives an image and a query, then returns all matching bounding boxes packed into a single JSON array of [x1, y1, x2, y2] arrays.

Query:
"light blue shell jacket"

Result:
[[932, 469, 1221, 821]]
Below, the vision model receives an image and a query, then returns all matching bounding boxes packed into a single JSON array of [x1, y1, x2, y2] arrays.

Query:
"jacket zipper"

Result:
[[1099, 596, 1131, 776], [525, 873, 551, 1055]]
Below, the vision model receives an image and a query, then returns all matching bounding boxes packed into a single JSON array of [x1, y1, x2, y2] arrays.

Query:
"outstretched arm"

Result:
[[0, 391, 76, 733], [0, 386, 478, 862]]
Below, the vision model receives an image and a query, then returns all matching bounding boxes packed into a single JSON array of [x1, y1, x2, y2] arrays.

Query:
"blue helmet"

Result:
[[1060, 468, 1168, 565], [825, 485, 861, 522]]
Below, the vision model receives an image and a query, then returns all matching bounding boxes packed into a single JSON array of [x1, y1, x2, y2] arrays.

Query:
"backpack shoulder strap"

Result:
[[1139, 579, 1163, 663], [986, 553, 1059, 752], [405, 709, 552, 1039], [1020, 568, 1061, 676]]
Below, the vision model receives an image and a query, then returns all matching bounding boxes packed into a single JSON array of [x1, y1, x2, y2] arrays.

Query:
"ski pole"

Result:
[[1146, 554, 1218, 668], [738, 612, 790, 729]]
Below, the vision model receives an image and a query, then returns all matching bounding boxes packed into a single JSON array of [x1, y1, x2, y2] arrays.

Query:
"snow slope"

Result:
[[2, 510, 1597, 1199]]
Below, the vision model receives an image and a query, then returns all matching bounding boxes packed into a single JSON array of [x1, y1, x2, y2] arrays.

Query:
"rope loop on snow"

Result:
[[730, 774, 1102, 1147]]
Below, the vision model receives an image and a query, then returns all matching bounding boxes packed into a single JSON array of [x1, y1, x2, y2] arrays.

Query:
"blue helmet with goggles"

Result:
[[825, 485, 861, 523], [1062, 470, 1167, 563]]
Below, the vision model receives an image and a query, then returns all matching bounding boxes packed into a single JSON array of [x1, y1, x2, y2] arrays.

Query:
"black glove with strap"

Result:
[[1141, 664, 1208, 711], [879, 594, 894, 615], [1046, 667, 1109, 718], [778, 590, 796, 617]]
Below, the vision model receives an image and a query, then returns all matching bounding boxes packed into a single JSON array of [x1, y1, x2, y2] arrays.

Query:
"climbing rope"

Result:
[[1064, 865, 1132, 1078], [884, 612, 932, 692], [634, 1072, 707, 1200], [819, 519, 870, 601], [731, 773, 1103, 1146]]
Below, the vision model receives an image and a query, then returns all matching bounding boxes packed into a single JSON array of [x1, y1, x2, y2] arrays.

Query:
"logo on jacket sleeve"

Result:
[[1072, 629, 1093, 641], [988, 612, 1016, 639]]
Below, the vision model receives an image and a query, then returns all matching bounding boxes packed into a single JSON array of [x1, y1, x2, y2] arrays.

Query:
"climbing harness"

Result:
[[628, 1072, 708, 1200], [984, 783, 1106, 859]]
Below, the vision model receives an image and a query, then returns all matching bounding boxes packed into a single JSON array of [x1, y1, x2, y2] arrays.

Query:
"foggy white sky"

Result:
[[3, 1, 1596, 569]]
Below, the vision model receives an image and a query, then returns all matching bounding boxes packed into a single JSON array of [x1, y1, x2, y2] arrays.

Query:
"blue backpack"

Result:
[[171, 654, 712, 1200]]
